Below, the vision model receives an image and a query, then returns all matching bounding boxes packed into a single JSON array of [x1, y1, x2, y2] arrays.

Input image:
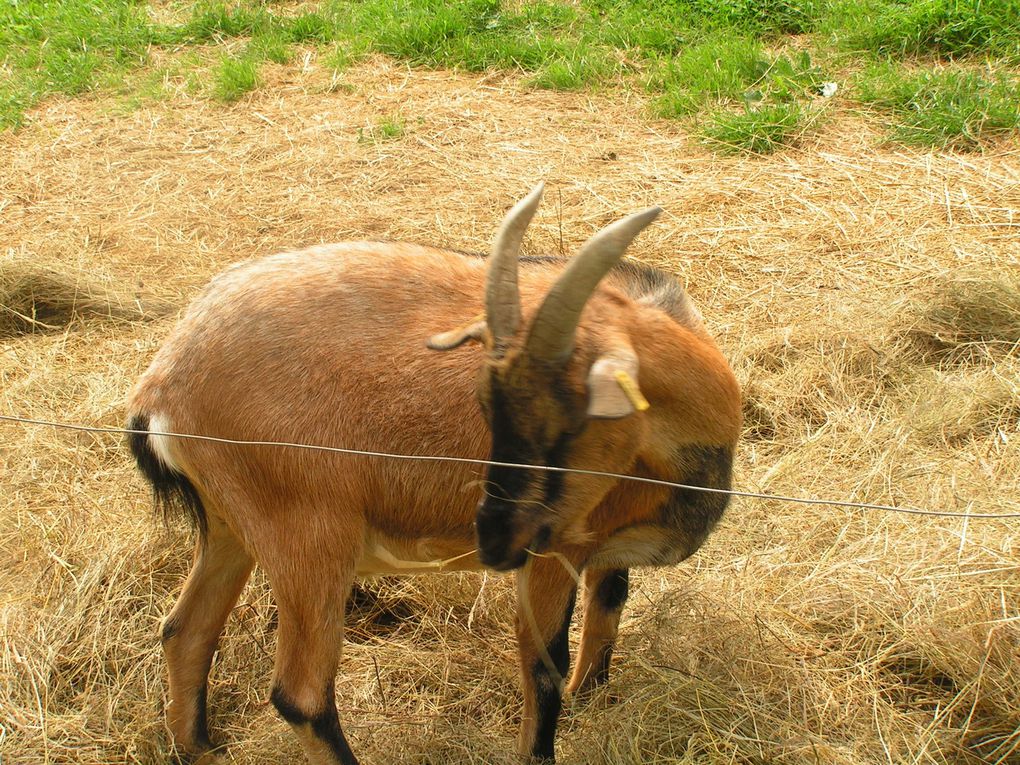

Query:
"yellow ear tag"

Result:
[[613, 370, 650, 412]]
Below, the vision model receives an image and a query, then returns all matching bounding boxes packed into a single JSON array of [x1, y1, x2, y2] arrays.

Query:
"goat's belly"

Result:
[[356, 531, 482, 576]]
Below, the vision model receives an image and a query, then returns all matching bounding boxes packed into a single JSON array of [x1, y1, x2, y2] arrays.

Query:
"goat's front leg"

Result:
[[566, 567, 629, 698], [514, 555, 580, 762]]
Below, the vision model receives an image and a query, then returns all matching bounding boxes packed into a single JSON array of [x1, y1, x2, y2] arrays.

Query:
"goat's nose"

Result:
[[475, 500, 527, 571]]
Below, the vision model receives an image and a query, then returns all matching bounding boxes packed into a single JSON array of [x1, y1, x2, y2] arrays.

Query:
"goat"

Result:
[[127, 183, 742, 764]]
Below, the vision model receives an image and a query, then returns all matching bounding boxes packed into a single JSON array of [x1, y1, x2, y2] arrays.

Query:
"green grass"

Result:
[[0, 87, 29, 130], [831, 0, 1020, 61], [702, 102, 813, 153], [359, 113, 408, 142], [529, 47, 618, 90], [0, 0, 1017, 153], [248, 30, 294, 66], [858, 63, 1020, 148], [649, 36, 825, 154], [212, 55, 261, 102], [649, 33, 771, 117]]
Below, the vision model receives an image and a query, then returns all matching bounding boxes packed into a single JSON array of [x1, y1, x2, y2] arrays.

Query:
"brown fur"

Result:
[[128, 236, 741, 764]]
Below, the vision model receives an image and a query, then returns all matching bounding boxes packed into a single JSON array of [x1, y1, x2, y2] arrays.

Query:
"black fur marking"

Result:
[[531, 524, 552, 553], [608, 259, 698, 326], [269, 685, 306, 725], [531, 592, 576, 760], [485, 382, 581, 508], [476, 506, 519, 569], [540, 430, 575, 506], [128, 413, 207, 537], [594, 569, 629, 613], [658, 446, 733, 559], [270, 685, 359, 765], [485, 384, 535, 499], [161, 615, 181, 643], [193, 682, 211, 750]]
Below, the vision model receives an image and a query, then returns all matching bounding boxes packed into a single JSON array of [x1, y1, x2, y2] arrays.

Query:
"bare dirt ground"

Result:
[[2, 56, 1018, 764]]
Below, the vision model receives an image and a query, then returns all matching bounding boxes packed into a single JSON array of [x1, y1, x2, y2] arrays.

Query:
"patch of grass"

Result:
[[0, 87, 30, 130], [649, 33, 770, 117], [529, 47, 618, 90], [339, 0, 499, 64], [701, 101, 812, 153], [212, 55, 261, 102], [583, 0, 696, 55], [834, 0, 1020, 61], [249, 30, 294, 65], [285, 11, 336, 44], [329, 0, 608, 82], [44, 45, 103, 95], [1, 0, 1017, 154], [322, 40, 370, 79], [858, 63, 1020, 148], [180, 1, 274, 44], [650, 36, 825, 125], [692, 0, 824, 36], [0, 0, 159, 126], [359, 113, 407, 142]]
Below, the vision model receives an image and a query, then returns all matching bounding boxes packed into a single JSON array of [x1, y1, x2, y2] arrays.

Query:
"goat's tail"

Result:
[[127, 413, 207, 538]]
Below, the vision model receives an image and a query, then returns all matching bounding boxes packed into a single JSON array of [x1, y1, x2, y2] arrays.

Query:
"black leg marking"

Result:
[[531, 593, 576, 761], [270, 685, 359, 765], [594, 569, 629, 613], [193, 683, 211, 750], [161, 614, 181, 643]]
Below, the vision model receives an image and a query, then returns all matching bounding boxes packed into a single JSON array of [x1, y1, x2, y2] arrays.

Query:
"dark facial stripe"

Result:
[[539, 430, 576, 506], [485, 384, 534, 499]]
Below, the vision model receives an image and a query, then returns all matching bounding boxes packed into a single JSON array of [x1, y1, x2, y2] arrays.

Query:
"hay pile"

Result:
[[0, 253, 174, 338], [1, 54, 1018, 764]]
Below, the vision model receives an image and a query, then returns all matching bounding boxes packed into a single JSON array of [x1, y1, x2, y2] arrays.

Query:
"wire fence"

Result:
[[2, 412, 1018, 519]]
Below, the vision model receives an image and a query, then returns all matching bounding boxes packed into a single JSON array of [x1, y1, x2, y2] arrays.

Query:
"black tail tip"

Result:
[[127, 412, 207, 536]]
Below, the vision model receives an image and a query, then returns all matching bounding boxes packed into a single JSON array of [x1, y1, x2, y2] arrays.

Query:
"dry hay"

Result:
[[0, 252, 174, 339], [1, 54, 1019, 765]]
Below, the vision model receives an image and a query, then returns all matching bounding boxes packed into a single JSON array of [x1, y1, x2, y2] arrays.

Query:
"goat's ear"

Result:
[[426, 320, 488, 351], [587, 353, 649, 418]]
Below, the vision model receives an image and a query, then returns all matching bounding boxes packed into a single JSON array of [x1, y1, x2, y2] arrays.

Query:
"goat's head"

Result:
[[429, 184, 661, 570]]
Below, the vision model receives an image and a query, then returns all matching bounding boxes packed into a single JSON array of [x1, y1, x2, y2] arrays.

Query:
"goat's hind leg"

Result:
[[162, 515, 254, 760], [262, 522, 361, 765]]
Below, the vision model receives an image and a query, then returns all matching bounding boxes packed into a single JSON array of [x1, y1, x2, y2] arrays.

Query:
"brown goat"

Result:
[[127, 184, 741, 764]]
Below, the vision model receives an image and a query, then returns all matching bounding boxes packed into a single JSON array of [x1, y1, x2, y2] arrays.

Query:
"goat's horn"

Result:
[[526, 206, 662, 362], [486, 182, 545, 345]]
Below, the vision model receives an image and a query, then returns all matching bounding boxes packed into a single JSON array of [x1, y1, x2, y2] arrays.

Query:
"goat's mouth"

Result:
[[483, 547, 529, 572], [476, 502, 553, 571]]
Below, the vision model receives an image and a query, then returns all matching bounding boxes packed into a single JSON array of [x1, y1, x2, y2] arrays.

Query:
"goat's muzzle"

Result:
[[475, 498, 550, 571]]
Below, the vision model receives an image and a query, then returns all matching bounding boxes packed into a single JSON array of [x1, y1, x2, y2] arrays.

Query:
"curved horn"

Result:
[[526, 206, 662, 362], [486, 182, 545, 345]]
